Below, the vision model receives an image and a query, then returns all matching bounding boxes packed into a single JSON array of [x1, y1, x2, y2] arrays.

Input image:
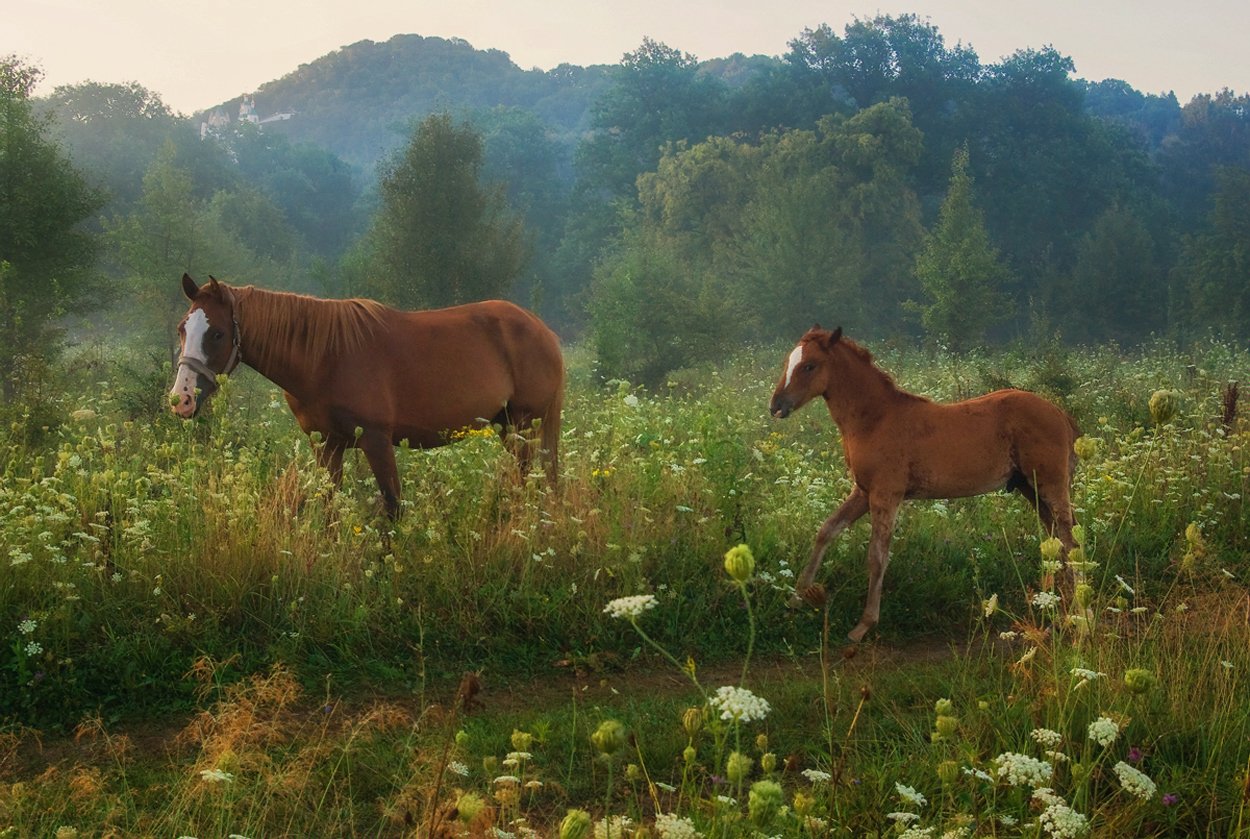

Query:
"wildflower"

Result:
[[593, 815, 633, 839], [994, 752, 1054, 787], [748, 779, 784, 828], [725, 751, 753, 783], [24, 642, 43, 656], [934, 698, 954, 715], [1031, 728, 1063, 749], [801, 768, 832, 783], [55, 828, 79, 839], [888, 812, 921, 823], [591, 719, 626, 756], [1113, 761, 1157, 800], [456, 792, 486, 824], [1162, 792, 1180, 806], [895, 782, 928, 808], [710, 685, 771, 723], [1040, 537, 1064, 562], [899, 827, 937, 839], [1032, 591, 1061, 610], [1124, 668, 1154, 694], [1072, 436, 1099, 461], [682, 706, 704, 737], [493, 775, 521, 785], [17, 619, 36, 635], [1126, 746, 1144, 763], [506, 751, 532, 762], [602, 595, 657, 620], [654, 813, 701, 839], [982, 593, 999, 617], [937, 760, 960, 785], [511, 729, 534, 751], [560, 809, 593, 839], [1148, 390, 1178, 425], [199, 768, 234, 783], [723, 543, 755, 582], [1038, 800, 1089, 838], [1114, 574, 1135, 595], [1087, 716, 1120, 748], [448, 760, 469, 776]]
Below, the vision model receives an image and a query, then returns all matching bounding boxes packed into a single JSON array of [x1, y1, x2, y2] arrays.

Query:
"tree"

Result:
[[1180, 166, 1250, 338], [1067, 203, 1166, 343], [366, 112, 524, 308], [0, 57, 102, 400], [914, 146, 1012, 350]]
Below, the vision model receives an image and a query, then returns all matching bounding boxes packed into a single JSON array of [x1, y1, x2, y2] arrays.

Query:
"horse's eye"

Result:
[[803, 362, 817, 373], [211, 330, 224, 341]]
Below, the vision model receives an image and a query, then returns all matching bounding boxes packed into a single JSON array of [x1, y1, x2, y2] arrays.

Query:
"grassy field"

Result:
[[1, 337, 1248, 837]]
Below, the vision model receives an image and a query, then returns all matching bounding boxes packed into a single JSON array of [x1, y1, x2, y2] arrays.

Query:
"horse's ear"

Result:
[[182, 273, 199, 300], [831, 326, 843, 343], [812, 322, 822, 331], [207, 275, 222, 297]]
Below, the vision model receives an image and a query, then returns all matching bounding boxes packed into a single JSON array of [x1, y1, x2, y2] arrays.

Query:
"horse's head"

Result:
[[769, 325, 843, 419], [169, 274, 241, 419]]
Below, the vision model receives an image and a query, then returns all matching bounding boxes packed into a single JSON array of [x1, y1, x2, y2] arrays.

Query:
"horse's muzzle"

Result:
[[770, 398, 793, 419]]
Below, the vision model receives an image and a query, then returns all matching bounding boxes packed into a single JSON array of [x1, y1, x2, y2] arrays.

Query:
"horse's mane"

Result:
[[235, 286, 389, 371], [830, 333, 926, 400]]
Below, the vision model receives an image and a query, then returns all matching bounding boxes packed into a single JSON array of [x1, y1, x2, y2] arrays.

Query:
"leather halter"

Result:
[[177, 289, 242, 387]]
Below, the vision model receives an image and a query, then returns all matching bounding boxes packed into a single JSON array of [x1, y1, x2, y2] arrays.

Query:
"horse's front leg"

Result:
[[848, 494, 902, 644], [791, 485, 869, 607], [357, 429, 402, 519]]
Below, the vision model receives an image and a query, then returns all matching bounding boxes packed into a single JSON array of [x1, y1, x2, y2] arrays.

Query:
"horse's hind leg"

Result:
[[315, 435, 348, 487], [791, 485, 869, 607]]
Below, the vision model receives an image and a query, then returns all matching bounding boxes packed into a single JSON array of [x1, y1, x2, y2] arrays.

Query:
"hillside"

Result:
[[199, 34, 615, 172]]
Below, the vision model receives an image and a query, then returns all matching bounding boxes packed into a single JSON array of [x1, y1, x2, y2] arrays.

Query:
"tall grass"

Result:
[[1, 337, 1248, 836]]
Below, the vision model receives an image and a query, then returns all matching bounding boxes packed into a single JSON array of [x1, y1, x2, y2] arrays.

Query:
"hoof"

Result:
[[796, 582, 828, 609]]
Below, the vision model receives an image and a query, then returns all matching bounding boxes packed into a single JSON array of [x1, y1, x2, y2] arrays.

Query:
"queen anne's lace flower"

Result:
[[654, 813, 701, 839], [994, 752, 1054, 787], [1113, 761, 1157, 799], [1038, 802, 1089, 837], [709, 686, 771, 723], [602, 595, 658, 620], [801, 769, 832, 783], [1032, 591, 1061, 609], [895, 782, 928, 808], [1087, 716, 1120, 747], [593, 816, 633, 839], [1031, 728, 1063, 749]]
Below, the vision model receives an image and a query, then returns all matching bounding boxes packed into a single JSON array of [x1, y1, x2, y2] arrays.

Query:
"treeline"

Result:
[[3, 14, 1250, 400]]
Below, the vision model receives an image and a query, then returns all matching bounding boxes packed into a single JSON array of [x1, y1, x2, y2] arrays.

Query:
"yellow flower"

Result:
[[724, 544, 755, 582]]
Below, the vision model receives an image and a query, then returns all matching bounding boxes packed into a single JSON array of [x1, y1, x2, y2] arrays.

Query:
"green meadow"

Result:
[[1, 338, 1248, 837]]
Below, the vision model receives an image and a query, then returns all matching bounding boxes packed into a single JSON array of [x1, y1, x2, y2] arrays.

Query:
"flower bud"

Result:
[[456, 792, 485, 824], [937, 759, 960, 785], [935, 715, 959, 739], [510, 729, 533, 752], [1040, 537, 1064, 562], [723, 544, 755, 583], [625, 763, 641, 781], [683, 745, 697, 764], [455, 729, 470, 748], [559, 809, 592, 839], [1074, 583, 1094, 609], [682, 706, 704, 738], [1148, 390, 1178, 426], [482, 756, 498, 775], [591, 719, 626, 756], [755, 733, 769, 752], [1123, 668, 1155, 695], [792, 791, 814, 816], [760, 752, 777, 773], [748, 779, 783, 828], [726, 751, 753, 784], [934, 697, 954, 716]]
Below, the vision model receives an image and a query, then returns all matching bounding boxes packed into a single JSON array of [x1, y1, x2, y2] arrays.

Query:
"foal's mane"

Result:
[[234, 286, 389, 371], [820, 331, 921, 399]]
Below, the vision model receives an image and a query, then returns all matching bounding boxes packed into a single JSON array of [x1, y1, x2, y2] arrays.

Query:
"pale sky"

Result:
[[7, 0, 1248, 115]]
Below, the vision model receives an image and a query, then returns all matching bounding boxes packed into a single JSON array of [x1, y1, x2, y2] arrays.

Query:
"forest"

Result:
[[3, 13, 1249, 403]]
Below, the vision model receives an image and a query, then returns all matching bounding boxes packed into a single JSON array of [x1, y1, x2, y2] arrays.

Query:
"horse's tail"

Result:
[[541, 378, 564, 485]]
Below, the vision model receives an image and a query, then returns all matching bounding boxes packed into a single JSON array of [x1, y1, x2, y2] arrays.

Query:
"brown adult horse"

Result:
[[170, 275, 564, 517], [770, 326, 1080, 643]]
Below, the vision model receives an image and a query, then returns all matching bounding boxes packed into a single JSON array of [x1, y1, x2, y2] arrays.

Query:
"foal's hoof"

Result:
[[797, 583, 828, 609]]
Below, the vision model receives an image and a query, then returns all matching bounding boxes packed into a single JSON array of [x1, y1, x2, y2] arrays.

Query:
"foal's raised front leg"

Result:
[[848, 493, 902, 644], [791, 485, 869, 607]]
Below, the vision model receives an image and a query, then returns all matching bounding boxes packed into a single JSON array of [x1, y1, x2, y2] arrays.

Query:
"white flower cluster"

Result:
[[1113, 761, 1157, 800], [709, 686, 771, 723], [593, 815, 633, 839], [1038, 801, 1089, 838], [602, 594, 658, 620], [801, 768, 832, 783], [1071, 667, 1106, 682], [895, 782, 928, 808], [994, 752, 1054, 787], [1031, 591, 1061, 610], [654, 813, 701, 839], [898, 827, 936, 839], [1031, 728, 1063, 749], [1087, 716, 1120, 747]]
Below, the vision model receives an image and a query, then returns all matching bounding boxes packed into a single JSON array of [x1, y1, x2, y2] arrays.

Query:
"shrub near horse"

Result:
[[770, 326, 1080, 643], [170, 274, 564, 517]]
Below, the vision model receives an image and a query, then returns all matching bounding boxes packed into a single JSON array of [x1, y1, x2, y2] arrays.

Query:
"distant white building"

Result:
[[200, 96, 294, 139]]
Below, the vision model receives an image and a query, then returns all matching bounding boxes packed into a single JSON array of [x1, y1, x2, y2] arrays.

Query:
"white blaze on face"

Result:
[[783, 344, 805, 388], [170, 308, 209, 417]]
